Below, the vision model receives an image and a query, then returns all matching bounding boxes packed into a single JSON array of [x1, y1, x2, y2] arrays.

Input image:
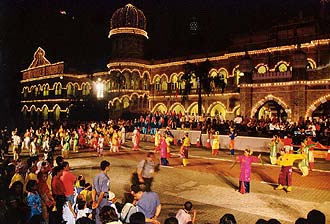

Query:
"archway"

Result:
[[54, 105, 61, 121], [187, 102, 205, 115], [42, 105, 49, 120], [306, 95, 330, 119], [207, 102, 226, 118], [152, 103, 167, 114], [251, 95, 291, 121], [169, 103, 185, 115], [255, 100, 288, 121], [312, 101, 330, 118]]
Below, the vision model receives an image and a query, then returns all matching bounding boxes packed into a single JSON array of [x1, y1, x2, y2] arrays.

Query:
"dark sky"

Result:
[[0, 0, 321, 123]]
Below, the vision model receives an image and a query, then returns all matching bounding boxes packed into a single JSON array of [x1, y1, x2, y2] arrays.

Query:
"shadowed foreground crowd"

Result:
[[0, 152, 326, 224]]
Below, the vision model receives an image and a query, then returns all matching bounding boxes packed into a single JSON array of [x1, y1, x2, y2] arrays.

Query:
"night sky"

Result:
[[0, 0, 321, 125]]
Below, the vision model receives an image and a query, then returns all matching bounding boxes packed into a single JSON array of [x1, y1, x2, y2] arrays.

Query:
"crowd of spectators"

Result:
[[0, 153, 326, 224]]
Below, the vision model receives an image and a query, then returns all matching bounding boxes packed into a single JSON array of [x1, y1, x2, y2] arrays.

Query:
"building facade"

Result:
[[20, 3, 330, 124]]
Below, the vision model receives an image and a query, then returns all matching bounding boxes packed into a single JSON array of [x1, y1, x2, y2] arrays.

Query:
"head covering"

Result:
[[108, 191, 116, 200]]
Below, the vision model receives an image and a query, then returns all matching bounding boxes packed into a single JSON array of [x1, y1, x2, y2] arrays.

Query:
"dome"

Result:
[[109, 4, 148, 38]]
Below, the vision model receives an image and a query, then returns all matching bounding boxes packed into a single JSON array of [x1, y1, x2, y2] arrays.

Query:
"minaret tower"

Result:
[[108, 4, 148, 59]]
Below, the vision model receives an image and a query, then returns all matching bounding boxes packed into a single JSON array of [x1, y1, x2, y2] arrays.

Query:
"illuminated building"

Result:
[[20, 2, 330, 123]]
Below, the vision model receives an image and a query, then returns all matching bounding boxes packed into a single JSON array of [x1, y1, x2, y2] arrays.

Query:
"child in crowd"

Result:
[[79, 183, 93, 208], [75, 196, 93, 220], [176, 201, 196, 224]]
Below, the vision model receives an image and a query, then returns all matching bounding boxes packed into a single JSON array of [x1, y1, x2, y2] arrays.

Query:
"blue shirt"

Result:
[[137, 192, 160, 219]]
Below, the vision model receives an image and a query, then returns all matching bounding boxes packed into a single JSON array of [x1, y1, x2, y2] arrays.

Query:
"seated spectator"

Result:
[[267, 219, 281, 224], [165, 217, 179, 224], [255, 219, 267, 224], [219, 213, 236, 224], [295, 217, 308, 224], [99, 205, 122, 224], [129, 212, 145, 224], [76, 196, 92, 220], [79, 182, 93, 208], [76, 216, 93, 224], [107, 191, 120, 218], [75, 175, 85, 195], [307, 209, 326, 224]]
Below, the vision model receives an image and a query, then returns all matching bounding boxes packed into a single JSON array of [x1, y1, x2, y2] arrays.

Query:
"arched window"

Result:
[[42, 106, 48, 120], [233, 67, 241, 85], [23, 87, 29, 98], [34, 86, 39, 97], [278, 63, 288, 72], [307, 58, 316, 70], [67, 83, 73, 96], [155, 77, 161, 91], [43, 84, 49, 96], [143, 77, 148, 90], [54, 106, 61, 121], [82, 83, 90, 96], [123, 97, 130, 109], [161, 78, 168, 91], [73, 83, 79, 97], [55, 83, 62, 96], [171, 75, 178, 91], [257, 65, 267, 74]]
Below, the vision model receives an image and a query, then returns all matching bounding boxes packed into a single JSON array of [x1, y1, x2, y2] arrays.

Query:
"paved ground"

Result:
[[62, 140, 330, 224]]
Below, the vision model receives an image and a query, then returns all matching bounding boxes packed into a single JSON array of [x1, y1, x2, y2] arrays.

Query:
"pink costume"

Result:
[[159, 138, 168, 164], [78, 126, 85, 147], [237, 155, 260, 194]]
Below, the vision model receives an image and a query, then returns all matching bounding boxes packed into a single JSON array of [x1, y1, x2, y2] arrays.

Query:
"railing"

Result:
[[252, 71, 291, 80]]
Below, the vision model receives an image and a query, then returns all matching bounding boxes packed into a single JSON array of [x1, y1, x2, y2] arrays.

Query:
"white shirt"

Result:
[[176, 209, 192, 224]]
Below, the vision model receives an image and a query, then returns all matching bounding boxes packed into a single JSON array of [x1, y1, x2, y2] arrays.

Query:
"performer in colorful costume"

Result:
[[297, 139, 316, 176], [276, 148, 307, 192], [229, 128, 237, 156], [212, 132, 220, 156], [269, 135, 279, 165], [180, 132, 191, 166], [236, 148, 261, 194]]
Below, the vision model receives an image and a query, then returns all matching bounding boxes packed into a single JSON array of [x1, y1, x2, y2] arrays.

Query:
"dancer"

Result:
[[269, 135, 280, 165], [159, 134, 169, 166], [12, 129, 21, 161], [212, 131, 220, 156], [229, 128, 237, 156], [97, 133, 104, 157], [165, 133, 172, 160], [72, 130, 79, 152], [236, 148, 261, 194], [276, 148, 307, 192], [180, 132, 191, 167], [78, 125, 85, 148], [297, 138, 316, 176], [154, 129, 161, 153], [132, 127, 140, 151], [111, 130, 119, 153], [62, 130, 71, 159], [281, 135, 293, 154]]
